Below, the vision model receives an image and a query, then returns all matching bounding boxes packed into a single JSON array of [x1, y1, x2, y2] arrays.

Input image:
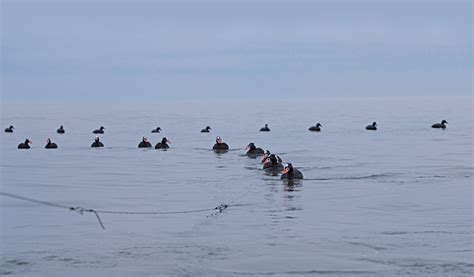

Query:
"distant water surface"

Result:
[[1, 97, 473, 276]]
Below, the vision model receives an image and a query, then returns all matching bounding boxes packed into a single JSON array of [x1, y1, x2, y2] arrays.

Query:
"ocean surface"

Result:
[[1, 97, 473, 276]]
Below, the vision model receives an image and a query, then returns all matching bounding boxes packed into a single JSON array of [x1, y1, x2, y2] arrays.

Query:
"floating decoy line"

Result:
[[0, 191, 229, 230]]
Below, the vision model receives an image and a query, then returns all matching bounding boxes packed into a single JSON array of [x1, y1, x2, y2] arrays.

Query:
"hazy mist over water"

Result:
[[2, 0, 472, 102], [1, 97, 473, 276]]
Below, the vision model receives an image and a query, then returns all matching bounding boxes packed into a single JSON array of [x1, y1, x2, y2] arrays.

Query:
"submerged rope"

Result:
[[0, 191, 229, 230]]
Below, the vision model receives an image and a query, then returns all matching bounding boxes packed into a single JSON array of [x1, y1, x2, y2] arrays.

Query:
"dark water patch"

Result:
[[415, 175, 448, 179], [305, 163, 369, 170], [0, 164, 19, 168], [117, 251, 133, 256], [12, 224, 33, 230], [267, 207, 303, 213], [304, 173, 398, 181], [193, 147, 215, 151], [6, 259, 29, 266], [244, 166, 262, 171], [0, 270, 13, 275], [395, 259, 474, 275], [347, 241, 388, 251], [262, 172, 280, 177], [225, 270, 376, 275], [260, 176, 280, 182], [40, 255, 113, 268], [0, 259, 31, 276], [449, 249, 474, 253], [44, 255, 59, 261], [380, 230, 462, 236]]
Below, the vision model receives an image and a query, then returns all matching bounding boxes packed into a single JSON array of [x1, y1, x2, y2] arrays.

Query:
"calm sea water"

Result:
[[1, 97, 473, 276]]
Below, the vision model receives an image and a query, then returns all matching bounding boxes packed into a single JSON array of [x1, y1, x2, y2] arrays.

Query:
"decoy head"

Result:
[[216, 136, 222, 144], [283, 163, 294, 174], [246, 142, 256, 151], [100, 126, 105, 130], [269, 154, 278, 164], [372, 122, 377, 126], [261, 150, 271, 162], [143, 136, 148, 142], [162, 137, 171, 144], [316, 123, 322, 127], [46, 138, 51, 144], [25, 139, 31, 144], [441, 120, 448, 124], [95, 136, 100, 142]]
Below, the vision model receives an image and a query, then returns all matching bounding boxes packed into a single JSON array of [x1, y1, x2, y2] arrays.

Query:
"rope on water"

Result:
[[0, 191, 229, 230]]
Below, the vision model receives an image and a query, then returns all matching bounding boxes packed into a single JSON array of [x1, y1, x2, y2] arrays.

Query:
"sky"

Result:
[[1, 0, 472, 104]]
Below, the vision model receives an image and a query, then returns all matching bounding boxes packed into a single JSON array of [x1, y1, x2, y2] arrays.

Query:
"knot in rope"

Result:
[[215, 204, 228, 213]]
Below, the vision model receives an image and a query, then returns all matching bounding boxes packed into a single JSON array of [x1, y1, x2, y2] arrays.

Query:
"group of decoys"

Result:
[[243, 143, 304, 180], [138, 137, 171, 149], [17, 138, 59, 149], [4, 119, 449, 180], [4, 119, 450, 150]]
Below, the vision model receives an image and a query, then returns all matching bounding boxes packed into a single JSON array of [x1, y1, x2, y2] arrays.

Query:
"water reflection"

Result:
[[283, 179, 303, 191]]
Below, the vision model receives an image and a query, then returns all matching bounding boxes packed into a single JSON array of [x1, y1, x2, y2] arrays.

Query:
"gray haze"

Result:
[[1, 0, 472, 104]]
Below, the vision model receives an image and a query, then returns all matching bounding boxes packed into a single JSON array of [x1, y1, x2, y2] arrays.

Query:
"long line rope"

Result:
[[0, 191, 228, 230]]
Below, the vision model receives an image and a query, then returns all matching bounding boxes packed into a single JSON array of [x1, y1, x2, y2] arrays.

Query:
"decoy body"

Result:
[[432, 120, 448, 129], [138, 137, 152, 148], [45, 138, 58, 149], [366, 122, 377, 131], [155, 137, 171, 149], [4, 125, 14, 133], [280, 163, 304, 180], [213, 136, 229, 152], [309, 123, 322, 132], [18, 139, 31, 149], [93, 126, 105, 134], [57, 125, 65, 134], [260, 124, 270, 132], [263, 153, 284, 175], [91, 136, 104, 147], [201, 126, 212, 133], [245, 142, 265, 158], [151, 127, 162, 133]]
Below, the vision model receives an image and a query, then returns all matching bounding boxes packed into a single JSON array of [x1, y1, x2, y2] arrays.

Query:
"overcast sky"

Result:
[[1, 0, 472, 104]]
